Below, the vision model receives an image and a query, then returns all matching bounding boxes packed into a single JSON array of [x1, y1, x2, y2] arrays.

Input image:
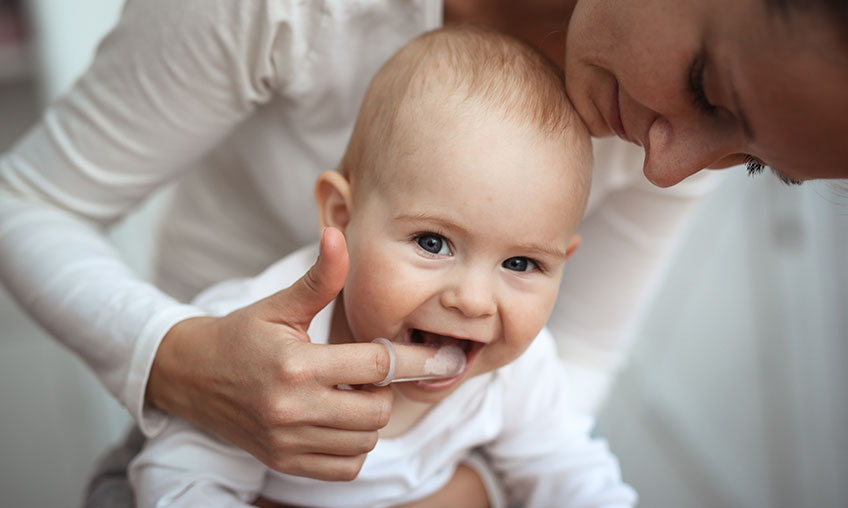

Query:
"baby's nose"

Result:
[[439, 270, 496, 318]]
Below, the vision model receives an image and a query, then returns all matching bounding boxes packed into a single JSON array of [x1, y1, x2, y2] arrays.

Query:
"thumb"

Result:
[[259, 227, 349, 330]]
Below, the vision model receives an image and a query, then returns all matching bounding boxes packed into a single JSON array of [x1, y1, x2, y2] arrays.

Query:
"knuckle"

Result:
[[372, 398, 392, 428], [374, 346, 391, 380], [278, 355, 315, 385], [337, 458, 365, 482], [302, 267, 324, 297], [288, 456, 312, 478], [266, 455, 292, 474], [260, 397, 301, 428], [267, 431, 297, 455], [359, 431, 379, 453]]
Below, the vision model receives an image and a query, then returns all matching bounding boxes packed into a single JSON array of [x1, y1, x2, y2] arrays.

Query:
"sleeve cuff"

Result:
[[123, 303, 207, 437], [460, 450, 508, 508]]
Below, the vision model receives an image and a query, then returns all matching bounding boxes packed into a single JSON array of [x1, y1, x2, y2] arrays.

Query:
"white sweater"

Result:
[[0, 0, 717, 436]]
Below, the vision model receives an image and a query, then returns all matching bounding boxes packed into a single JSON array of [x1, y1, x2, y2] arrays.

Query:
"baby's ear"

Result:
[[565, 234, 581, 261], [314, 171, 353, 231]]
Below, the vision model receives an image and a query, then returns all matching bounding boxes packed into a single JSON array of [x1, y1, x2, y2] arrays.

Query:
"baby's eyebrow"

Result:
[[395, 213, 468, 234], [395, 213, 569, 260], [521, 243, 569, 260]]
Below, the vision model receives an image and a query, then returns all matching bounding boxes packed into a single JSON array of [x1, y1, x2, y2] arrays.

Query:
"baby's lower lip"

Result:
[[415, 372, 466, 390]]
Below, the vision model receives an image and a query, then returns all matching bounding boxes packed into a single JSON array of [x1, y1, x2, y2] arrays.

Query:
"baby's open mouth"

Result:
[[407, 328, 482, 363]]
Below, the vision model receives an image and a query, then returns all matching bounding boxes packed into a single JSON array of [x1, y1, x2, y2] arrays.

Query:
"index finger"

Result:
[[312, 341, 466, 386], [311, 342, 393, 385]]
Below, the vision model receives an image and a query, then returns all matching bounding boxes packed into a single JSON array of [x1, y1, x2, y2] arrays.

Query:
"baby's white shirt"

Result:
[[129, 244, 637, 508]]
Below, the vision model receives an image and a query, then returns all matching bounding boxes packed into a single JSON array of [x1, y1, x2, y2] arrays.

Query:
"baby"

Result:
[[130, 26, 636, 508]]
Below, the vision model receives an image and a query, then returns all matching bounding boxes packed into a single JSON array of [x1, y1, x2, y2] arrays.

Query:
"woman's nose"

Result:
[[642, 116, 739, 187], [439, 269, 497, 319]]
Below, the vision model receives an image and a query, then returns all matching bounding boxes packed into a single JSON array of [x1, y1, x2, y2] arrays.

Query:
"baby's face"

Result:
[[342, 115, 586, 403]]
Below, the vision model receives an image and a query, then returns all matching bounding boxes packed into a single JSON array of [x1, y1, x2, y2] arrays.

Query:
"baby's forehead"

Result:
[[389, 100, 587, 165], [368, 110, 589, 202], [351, 76, 591, 213]]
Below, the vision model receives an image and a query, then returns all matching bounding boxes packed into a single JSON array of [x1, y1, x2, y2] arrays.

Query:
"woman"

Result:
[[0, 0, 845, 506]]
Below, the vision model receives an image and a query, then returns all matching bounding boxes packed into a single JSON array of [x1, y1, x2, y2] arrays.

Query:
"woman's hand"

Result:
[[146, 228, 397, 481]]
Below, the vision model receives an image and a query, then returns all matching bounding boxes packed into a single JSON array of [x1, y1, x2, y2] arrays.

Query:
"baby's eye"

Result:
[[415, 233, 451, 255], [502, 257, 537, 272]]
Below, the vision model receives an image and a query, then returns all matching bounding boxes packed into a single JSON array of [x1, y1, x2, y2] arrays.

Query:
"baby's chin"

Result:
[[389, 376, 468, 404]]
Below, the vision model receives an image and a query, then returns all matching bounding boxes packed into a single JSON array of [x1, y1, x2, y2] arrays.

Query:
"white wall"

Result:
[[27, 0, 125, 104], [598, 172, 848, 508]]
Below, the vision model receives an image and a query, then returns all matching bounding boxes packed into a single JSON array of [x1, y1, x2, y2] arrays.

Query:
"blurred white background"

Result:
[[0, 1, 846, 507]]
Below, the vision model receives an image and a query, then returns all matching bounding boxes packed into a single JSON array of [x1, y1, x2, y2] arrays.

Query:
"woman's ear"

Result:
[[564, 234, 581, 261], [314, 171, 353, 231]]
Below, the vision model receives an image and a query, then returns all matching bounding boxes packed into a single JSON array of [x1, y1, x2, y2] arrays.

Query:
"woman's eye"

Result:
[[502, 257, 536, 272], [689, 56, 717, 115], [416, 234, 451, 255]]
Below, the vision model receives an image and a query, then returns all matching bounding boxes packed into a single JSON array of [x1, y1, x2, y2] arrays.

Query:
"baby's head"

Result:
[[315, 26, 591, 403], [338, 25, 590, 205]]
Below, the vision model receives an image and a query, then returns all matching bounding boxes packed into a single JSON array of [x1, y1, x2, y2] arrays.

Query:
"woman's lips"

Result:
[[608, 81, 632, 143]]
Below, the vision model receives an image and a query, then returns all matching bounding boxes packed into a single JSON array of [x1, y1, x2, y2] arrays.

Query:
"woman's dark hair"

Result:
[[768, 0, 848, 43]]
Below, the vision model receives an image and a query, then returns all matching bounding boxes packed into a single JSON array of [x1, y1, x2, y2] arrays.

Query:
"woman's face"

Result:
[[564, 0, 848, 186]]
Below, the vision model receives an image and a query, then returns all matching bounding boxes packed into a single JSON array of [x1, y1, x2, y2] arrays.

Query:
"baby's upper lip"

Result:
[[406, 327, 488, 350], [409, 327, 470, 341]]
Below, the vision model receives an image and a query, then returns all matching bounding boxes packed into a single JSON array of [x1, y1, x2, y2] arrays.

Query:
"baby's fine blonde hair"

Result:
[[340, 25, 590, 192]]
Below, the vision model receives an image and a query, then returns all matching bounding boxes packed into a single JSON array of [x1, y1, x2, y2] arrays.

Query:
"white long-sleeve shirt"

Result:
[[129, 244, 638, 508], [0, 0, 717, 436]]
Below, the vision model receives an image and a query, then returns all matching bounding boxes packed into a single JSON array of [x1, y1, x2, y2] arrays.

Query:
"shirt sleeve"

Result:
[[486, 330, 638, 508], [0, 0, 309, 434], [549, 140, 722, 414]]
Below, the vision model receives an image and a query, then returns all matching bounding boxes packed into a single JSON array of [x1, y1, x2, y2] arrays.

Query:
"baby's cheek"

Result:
[[508, 304, 552, 343], [476, 340, 531, 378]]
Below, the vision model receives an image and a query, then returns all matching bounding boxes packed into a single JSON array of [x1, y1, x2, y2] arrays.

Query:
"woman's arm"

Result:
[[548, 138, 721, 414], [0, 0, 401, 480], [0, 0, 292, 432]]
